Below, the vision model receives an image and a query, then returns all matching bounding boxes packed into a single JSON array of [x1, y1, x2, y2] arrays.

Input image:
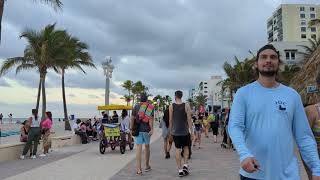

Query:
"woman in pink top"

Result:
[[39, 111, 53, 157]]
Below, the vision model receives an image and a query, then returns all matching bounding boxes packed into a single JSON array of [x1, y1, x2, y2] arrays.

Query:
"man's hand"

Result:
[[241, 157, 260, 173], [312, 176, 320, 180], [149, 129, 153, 136]]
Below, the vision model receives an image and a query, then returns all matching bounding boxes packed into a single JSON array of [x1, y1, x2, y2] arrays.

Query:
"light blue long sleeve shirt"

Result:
[[228, 81, 320, 180]]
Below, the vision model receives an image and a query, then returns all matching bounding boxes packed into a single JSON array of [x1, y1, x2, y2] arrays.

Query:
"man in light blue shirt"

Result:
[[228, 44, 320, 180]]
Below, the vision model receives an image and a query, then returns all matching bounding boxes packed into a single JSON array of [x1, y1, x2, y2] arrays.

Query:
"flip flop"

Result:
[[136, 171, 143, 176]]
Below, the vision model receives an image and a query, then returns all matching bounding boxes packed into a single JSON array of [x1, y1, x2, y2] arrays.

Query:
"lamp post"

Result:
[[102, 57, 114, 113]]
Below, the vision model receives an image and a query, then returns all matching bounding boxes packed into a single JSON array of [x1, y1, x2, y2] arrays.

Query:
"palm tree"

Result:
[[0, 0, 62, 43], [153, 95, 165, 110], [0, 23, 66, 119], [308, 19, 320, 27], [57, 33, 95, 130], [131, 81, 148, 105], [279, 65, 301, 86], [297, 38, 320, 60], [121, 95, 132, 106], [194, 94, 207, 110], [121, 80, 133, 105]]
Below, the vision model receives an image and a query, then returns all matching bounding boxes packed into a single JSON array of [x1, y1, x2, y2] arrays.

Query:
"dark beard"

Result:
[[259, 70, 277, 77]]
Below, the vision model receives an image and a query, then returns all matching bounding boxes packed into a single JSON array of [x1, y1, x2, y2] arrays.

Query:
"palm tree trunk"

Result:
[[41, 73, 46, 120], [36, 78, 41, 112], [0, 0, 4, 43], [62, 69, 71, 131]]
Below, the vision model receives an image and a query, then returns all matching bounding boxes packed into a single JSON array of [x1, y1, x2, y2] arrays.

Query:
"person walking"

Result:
[[192, 113, 203, 149], [20, 109, 41, 159], [210, 109, 219, 143], [228, 44, 320, 180], [161, 106, 173, 159], [304, 71, 320, 180], [0, 113, 3, 124], [8, 113, 12, 124], [203, 112, 209, 138], [169, 90, 192, 177], [130, 93, 154, 176], [39, 111, 53, 157]]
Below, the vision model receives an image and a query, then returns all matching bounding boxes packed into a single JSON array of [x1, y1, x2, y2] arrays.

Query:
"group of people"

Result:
[[129, 91, 193, 177], [20, 109, 53, 159], [72, 118, 99, 144], [0, 113, 13, 124], [129, 44, 320, 180]]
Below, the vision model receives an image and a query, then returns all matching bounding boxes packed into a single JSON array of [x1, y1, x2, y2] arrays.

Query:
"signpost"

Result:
[[307, 85, 319, 94]]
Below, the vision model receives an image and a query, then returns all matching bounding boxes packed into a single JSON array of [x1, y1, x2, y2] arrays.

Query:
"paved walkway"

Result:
[[111, 134, 309, 180], [0, 127, 309, 180]]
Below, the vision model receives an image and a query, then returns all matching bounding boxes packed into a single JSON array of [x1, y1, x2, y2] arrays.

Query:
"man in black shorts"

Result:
[[169, 90, 192, 177]]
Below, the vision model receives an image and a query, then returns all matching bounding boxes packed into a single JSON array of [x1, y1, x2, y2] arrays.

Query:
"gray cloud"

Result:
[[0, 0, 318, 114]]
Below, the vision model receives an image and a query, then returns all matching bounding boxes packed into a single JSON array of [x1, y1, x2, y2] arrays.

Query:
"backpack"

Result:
[[138, 102, 154, 123]]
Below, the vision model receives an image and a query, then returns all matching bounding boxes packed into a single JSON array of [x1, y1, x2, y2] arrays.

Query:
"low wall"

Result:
[[0, 134, 81, 163]]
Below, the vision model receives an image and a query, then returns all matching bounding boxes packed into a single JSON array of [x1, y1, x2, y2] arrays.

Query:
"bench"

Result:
[[0, 134, 81, 163]]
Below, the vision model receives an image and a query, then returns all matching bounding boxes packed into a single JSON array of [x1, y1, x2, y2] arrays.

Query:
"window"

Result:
[[204, 91, 208, 93], [310, 13, 316, 19], [204, 82, 207, 84], [285, 51, 296, 61], [300, 7, 305, 11], [311, 27, 317, 32], [312, 34, 317, 40], [301, 21, 306, 26], [291, 52, 295, 60], [301, 27, 306, 32], [301, 34, 307, 38], [204, 87, 208, 89], [310, 7, 315, 11], [286, 52, 290, 60], [300, 14, 306, 18]]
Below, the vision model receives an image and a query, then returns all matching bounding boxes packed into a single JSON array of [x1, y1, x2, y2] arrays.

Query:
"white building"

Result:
[[267, 4, 320, 64]]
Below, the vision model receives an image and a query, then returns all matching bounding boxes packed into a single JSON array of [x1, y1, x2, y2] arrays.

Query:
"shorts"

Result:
[[172, 134, 191, 149], [194, 126, 201, 133], [135, 132, 151, 145]]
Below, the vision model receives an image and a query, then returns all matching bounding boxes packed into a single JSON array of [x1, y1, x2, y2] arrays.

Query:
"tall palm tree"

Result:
[[57, 33, 95, 130], [121, 95, 132, 106], [298, 38, 320, 60], [194, 94, 207, 110], [0, 0, 62, 43], [0, 23, 66, 119], [121, 80, 133, 105], [219, 56, 256, 106], [131, 81, 148, 105]]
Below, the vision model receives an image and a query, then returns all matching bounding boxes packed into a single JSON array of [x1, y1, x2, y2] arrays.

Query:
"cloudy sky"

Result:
[[0, 0, 318, 118]]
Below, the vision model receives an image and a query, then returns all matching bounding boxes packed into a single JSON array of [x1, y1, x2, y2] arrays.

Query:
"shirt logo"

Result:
[[275, 100, 287, 111]]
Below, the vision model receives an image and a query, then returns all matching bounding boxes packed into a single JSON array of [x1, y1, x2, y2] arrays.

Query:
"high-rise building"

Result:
[[267, 4, 320, 64]]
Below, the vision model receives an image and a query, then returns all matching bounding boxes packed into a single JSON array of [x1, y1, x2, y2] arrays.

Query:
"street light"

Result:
[[102, 57, 114, 109]]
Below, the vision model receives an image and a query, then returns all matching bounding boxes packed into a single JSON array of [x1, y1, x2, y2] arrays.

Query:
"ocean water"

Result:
[[0, 118, 83, 137]]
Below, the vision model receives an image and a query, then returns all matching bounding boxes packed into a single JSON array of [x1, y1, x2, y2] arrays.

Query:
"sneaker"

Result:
[[144, 166, 151, 172], [20, 155, 25, 160], [39, 154, 46, 157], [183, 164, 189, 176], [165, 152, 170, 159], [31, 155, 37, 159], [178, 169, 185, 177]]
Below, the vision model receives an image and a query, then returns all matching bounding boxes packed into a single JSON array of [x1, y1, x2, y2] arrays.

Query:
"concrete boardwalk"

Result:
[[0, 128, 309, 180], [111, 134, 309, 180], [111, 135, 240, 180]]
